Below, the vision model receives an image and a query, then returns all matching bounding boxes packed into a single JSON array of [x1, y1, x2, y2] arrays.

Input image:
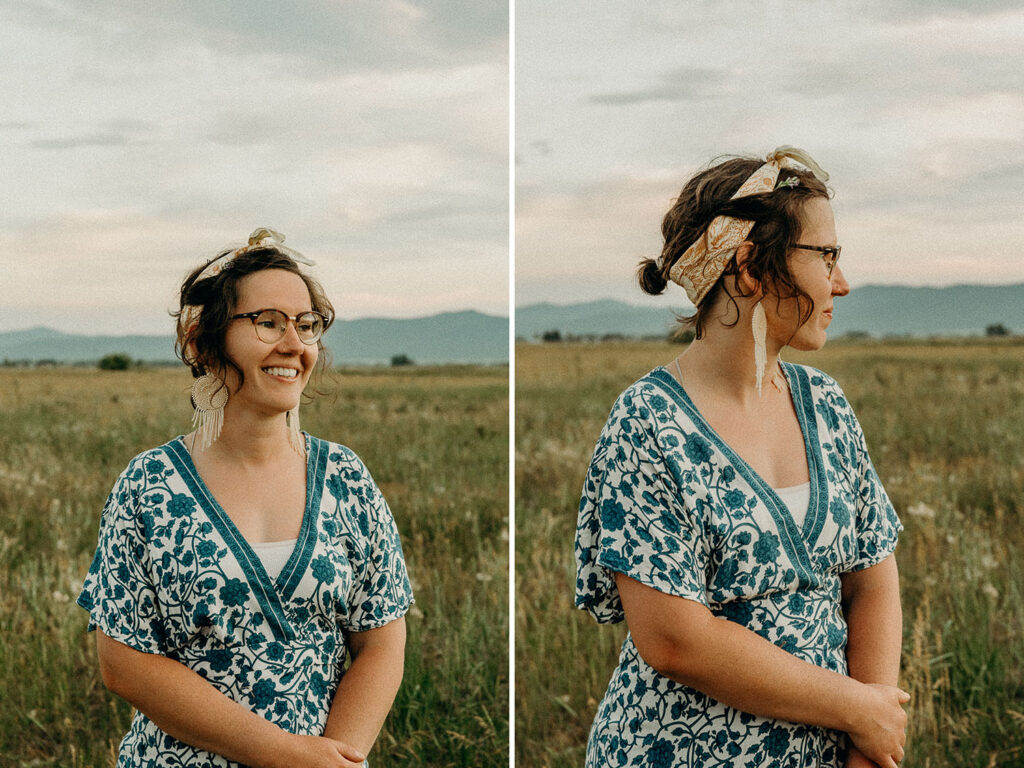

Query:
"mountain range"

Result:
[[4, 284, 1021, 366], [0, 311, 509, 366], [516, 284, 1024, 339]]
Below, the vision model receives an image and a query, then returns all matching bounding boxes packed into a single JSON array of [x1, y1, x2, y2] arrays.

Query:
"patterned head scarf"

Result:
[[178, 228, 316, 341], [667, 146, 829, 306]]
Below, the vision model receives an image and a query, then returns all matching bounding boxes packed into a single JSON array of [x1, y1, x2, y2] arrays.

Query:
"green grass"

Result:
[[0, 365, 508, 767], [515, 340, 1024, 768]]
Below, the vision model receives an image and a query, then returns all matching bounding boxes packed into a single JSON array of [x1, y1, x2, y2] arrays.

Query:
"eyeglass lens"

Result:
[[254, 310, 323, 344], [797, 244, 840, 276], [824, 247, 840, 276]]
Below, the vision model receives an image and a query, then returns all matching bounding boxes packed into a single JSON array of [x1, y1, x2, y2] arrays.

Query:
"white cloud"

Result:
[[515, 0, 1024, 305], [0, 0, 507, 333]]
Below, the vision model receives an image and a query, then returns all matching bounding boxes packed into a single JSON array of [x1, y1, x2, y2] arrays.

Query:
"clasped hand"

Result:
[[847, 683, 910, 768], [272, 734, 366, 768]]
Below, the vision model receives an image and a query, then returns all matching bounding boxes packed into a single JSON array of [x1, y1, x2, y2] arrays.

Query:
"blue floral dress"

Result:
[[78, 435, 413, 767], [575, 364, 901, 768]]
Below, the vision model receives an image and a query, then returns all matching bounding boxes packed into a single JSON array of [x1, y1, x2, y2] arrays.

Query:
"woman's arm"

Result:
[[841, 555, 904, 768], [615, 573, 908, 768], [96, 630, 365, 768], [322, 618, 407, 756]]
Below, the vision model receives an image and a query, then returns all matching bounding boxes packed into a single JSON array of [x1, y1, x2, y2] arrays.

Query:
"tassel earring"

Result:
[[191, 374, 228, 450], [751, 301, 768, 397], [286, 408, 305, 457]]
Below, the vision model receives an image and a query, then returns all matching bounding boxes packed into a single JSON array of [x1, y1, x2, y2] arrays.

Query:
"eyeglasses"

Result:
[[794, 244, 842, 277], [230, 309, 329, 345]]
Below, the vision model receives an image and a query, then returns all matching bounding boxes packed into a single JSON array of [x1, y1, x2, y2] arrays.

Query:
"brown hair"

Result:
[[173, 247, 335, 394], [638, 155, 830, 339]]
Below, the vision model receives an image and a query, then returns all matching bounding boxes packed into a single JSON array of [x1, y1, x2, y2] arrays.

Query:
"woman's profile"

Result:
[[574, 148, 907, 768], [77, 229, 413, 767]]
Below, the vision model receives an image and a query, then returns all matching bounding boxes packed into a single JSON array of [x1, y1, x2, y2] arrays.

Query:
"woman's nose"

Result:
[[831, 264, 850, 296], [276, 320, 304, 351]]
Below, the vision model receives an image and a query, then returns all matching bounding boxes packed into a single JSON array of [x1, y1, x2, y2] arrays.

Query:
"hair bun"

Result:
[[637, 258, 667, 295]]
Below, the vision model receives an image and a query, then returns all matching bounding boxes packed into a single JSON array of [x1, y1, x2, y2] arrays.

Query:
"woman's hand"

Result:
[[277, 734, 366, 768], [846, 683, 909, 768], [846, 744, 880, 768]]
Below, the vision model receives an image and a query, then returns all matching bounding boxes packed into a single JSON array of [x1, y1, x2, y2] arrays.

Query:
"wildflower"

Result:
[[906, 502, 936, 519]]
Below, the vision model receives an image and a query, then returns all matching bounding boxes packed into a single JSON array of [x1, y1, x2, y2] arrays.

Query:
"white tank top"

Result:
[[249, 538, 298, 580], [773, 482, 810, 528]]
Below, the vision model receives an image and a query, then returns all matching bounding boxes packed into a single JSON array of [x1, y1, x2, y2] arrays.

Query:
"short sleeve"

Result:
[[575, 389, 710, 624], [815, 369, 903, 573], [341, 475, 414, 632], [848, 421, 903, 571], [76, 462, 167, 654]]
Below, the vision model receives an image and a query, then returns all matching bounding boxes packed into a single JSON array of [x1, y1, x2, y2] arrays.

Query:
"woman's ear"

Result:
[[183, 322, 205, 370], [734, 242, 762, 297]]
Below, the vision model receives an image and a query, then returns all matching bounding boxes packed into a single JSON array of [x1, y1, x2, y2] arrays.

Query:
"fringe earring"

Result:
[[286, 408, 305, 457], [751, 301, 768, 397], [191, 374, 228, 450]]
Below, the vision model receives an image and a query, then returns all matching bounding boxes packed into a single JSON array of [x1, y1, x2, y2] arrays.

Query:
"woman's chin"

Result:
[[787, 331, 828, 353]]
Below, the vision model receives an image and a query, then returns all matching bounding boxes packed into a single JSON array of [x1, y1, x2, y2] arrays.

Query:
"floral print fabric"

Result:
[[77, 435, 413, 767], [575, 364, 901, 767]]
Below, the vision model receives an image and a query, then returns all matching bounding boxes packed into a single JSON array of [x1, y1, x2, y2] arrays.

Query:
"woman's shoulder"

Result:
[[306, 435, 363, 466], [783, 362, 864, 438], [114, 437, 187, 481], [592, 368, 689, 455], [607, 367, 678, 415], [306, 435, 381, 488], [783, 361, 846, 396]]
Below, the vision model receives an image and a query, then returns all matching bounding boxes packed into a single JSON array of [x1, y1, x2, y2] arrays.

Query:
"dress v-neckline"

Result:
[[161, 435, 330, 641], [651, 364, 829, 586]]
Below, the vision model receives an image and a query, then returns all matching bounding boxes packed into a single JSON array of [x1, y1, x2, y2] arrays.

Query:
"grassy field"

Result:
[[0, 364, 508, 768], [515, 340, 1024, 768]]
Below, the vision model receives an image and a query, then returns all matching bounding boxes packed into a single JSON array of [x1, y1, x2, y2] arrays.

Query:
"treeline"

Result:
[[524, 324, 1017, 344]]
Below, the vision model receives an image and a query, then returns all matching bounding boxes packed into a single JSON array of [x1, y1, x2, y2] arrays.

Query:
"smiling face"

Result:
[[765, 197, 850, 351], [221, 268, 319, 418]]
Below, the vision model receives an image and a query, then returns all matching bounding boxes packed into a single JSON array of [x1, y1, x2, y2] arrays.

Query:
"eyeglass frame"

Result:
[[230, 308, 331, 345], [794, 244, 841, 277]]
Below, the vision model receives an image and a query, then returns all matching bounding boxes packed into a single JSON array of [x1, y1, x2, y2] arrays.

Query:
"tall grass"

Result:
[[515, 340, 1024, 768], [0, 365, 508, 767]]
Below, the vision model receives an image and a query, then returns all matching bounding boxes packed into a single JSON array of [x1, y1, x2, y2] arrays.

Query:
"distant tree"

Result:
[[98, 353, 133, 371], [985, 323, 1009, 337], [670, 328, 695, 344], [540, 329, 562, 342], [390, 354, 414, 367], [843, 330, 872, 340]]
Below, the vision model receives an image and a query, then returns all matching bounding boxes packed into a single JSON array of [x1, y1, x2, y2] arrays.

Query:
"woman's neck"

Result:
[[676, 301, 785, 406], [194, 403, 293, 466]]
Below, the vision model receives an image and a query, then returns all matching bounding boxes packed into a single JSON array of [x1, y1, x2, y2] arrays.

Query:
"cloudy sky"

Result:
[[516, 0, 1024, 312], [1, 0, 507, 334]]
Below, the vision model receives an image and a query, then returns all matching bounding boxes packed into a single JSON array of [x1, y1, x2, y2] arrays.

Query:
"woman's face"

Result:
[[767, 197, 849, 351], [222, 268, 319, 417]]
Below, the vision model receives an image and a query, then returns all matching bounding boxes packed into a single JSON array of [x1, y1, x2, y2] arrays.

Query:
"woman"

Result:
[[575, 149, 907, 768], [78, 229, 413, 768]]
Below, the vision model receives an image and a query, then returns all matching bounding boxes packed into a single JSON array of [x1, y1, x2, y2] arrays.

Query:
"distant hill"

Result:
[[516, 299, 684, 339], [0, 310, 509, 365], [516, 284, 1024, 339]]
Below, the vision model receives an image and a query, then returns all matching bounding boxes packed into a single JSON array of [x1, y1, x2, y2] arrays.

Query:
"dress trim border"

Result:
[[649, 367, 821, 589], [276, 436, 328, 601], [161, 436, 306, 641]]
